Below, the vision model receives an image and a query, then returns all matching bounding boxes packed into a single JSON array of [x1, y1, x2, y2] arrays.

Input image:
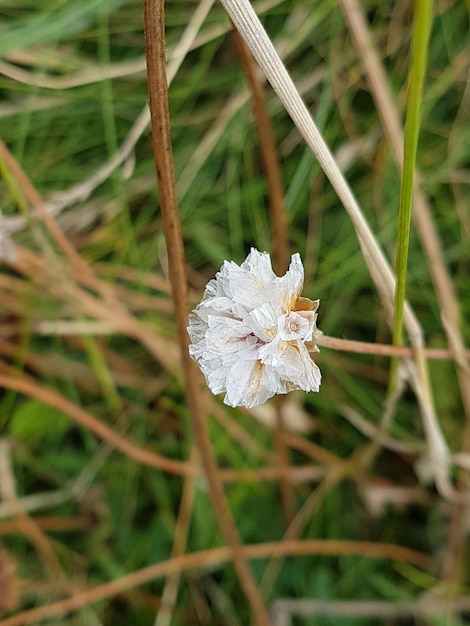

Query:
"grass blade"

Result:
[[390, 0, 435, 391]]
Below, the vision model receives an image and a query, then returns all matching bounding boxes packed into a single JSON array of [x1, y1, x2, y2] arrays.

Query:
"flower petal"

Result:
[[269, 253, 304, 313], [224, 358, 274, 408], [241, 248, 276, 286]]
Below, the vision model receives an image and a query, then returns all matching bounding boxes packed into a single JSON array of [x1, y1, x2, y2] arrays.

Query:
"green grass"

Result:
[[0, 0, 469, 624]]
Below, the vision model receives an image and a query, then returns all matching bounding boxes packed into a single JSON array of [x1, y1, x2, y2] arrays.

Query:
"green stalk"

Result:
[[390, 0, 434, 392], [82, 334, 122, 413]]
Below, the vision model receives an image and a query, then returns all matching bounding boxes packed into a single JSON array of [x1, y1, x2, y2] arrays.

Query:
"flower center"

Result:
[[289, 320, 299, 333]]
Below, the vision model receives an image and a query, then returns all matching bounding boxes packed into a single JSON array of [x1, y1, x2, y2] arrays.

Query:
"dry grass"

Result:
[[0, 0, 468, 624]]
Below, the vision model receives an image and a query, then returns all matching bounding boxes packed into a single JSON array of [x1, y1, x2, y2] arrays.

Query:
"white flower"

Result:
[[187, 248, 321, 408]]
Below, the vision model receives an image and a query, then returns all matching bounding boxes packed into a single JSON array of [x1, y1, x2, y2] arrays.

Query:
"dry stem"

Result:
[[218, 0, 451, 498], [232, 28, 295, 524], [339, 0, 470, 579], [143, 1, 270, 623], [1, 540, 430, 626]]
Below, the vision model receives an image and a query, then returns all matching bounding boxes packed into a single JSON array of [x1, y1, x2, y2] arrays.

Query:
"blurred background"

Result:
[[0, 0, 468, 624]]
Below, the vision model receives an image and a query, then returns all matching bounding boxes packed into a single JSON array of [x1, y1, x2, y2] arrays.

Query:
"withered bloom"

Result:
[[188, 248, 321, 408]]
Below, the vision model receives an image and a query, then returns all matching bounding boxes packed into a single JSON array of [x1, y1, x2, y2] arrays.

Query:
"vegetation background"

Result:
[[0, 0, 468, 624]]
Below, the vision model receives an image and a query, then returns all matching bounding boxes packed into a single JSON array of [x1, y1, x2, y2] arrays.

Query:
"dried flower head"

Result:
[[187, 248, 321, 408]]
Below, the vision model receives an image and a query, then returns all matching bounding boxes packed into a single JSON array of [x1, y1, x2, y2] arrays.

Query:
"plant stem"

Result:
[[389, 0, 434, 391], [143, 1, 270, 624], [232, 28, 295, 525]]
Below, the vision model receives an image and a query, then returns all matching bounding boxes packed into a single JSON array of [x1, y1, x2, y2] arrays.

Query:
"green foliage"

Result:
[[7, 399, 70, 445], [0, 0, 468, 623]]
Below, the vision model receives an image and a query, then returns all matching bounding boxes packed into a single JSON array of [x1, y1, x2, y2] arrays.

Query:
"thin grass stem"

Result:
[[232, 28, 295, 524], [389, 0, 434, 392]]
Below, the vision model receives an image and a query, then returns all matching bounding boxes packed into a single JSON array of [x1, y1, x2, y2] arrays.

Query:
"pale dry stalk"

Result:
[[154, 448, 198, 626], [340, 0, 470, 432], [339, 0, 470, 580], [218, 0, 451, 496]]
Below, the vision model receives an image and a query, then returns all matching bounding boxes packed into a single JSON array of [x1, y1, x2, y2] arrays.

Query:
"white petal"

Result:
[[206, 315, 252, 346], [277, 312, 311, 341], [258, 338, 287, 368], [218, 262, 265, 310], [187, 313, 207, 345], [276, 253, 304, 313], [224, 358, 274, 408], [246, 302, 277, 342], [241, 248, 276, 285], [281, 342, 321, 392], [269, 253, 304, 313]]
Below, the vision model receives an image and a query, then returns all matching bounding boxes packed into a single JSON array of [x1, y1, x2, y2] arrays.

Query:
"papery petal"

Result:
[[246, 302, 277, 342], [241, 248, 276, 286], [258, 339, 320, 392], [295, 309, 318, 342], [269, 253, 304, 313], [258, 338, 287, 368], [261, 364, 296, 395], [224, 358, 273, 408], [199, 296, 236, 315], [218, 261, 266, 310], [280, 342, 321, 391], [206, 363, 231, 394], [206, 315, 252, 346], [187, 313, 207, 345], [277, 312, 311, 341]]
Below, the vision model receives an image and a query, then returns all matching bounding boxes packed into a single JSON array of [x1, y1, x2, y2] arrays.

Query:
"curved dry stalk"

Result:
[[1, 540, 430, 626], [338, 0, 469, 402], [0, 374, 196, 477], [218, 0, 452, 496], [0, 441, 64, 577], [218, 0, 400, 314], [338, 0, 470, 576], [340, 0, 470, 418]]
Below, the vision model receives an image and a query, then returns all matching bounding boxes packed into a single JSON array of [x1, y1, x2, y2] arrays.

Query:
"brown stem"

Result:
[[318, 334, 470, 359], [0, 374, 194, 476], [143, 2, 270, 624], [231, 29, 288, 272], [233, 28, 295, 525], [2, 540, 430, 626]]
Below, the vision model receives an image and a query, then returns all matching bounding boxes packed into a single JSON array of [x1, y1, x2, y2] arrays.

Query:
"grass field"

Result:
[[0, 0, 469, 624]]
